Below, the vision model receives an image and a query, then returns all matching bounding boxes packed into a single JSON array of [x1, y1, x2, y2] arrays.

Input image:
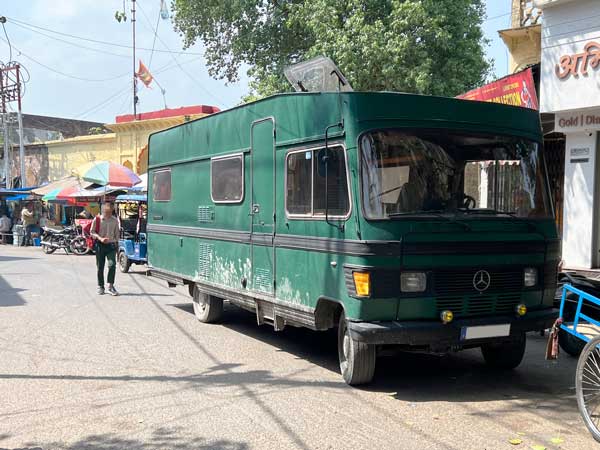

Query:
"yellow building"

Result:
[[498, 0, 543, 74], [46, 105, 219, 181]]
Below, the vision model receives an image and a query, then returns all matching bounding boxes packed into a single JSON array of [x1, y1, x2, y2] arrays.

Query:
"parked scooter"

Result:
[[40, 225, 78, 254]]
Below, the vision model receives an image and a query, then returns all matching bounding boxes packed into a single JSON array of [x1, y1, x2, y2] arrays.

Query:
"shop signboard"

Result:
[[457, 68, 538, 110], [555, 109, 600, 133], [539, 0, 600, 113]]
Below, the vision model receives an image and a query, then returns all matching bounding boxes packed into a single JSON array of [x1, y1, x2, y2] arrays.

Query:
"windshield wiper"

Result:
[[387, 210, 471, 231], [458, 209, 537, 232]]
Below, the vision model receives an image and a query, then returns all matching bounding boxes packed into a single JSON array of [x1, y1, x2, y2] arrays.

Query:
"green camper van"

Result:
[[147, 91, 559, 385]]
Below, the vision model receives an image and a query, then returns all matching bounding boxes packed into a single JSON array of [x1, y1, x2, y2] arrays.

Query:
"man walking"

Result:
[[91, 203, 120, 296], [20, 203, 35, 246]]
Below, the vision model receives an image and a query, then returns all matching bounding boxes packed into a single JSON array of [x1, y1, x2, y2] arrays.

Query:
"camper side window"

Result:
[[153, 169, 171, 202], [211, 154, 244, 203], [286, 146, 350, 218]]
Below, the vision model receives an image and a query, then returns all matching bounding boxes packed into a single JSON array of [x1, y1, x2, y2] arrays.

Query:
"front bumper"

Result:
[[347, 308, 558, 348]]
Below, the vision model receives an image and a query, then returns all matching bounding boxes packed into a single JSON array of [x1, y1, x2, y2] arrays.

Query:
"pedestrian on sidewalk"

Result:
[[91, 202, 120, 296], [20, 203, 36, 246]]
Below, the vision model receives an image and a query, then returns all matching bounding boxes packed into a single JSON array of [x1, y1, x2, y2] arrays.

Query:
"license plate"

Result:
[[460, 324, 511, 340]]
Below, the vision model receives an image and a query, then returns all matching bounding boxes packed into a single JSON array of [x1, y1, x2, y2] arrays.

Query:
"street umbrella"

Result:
[[42, 185, 81, 203], [76, 161, 141, 187]]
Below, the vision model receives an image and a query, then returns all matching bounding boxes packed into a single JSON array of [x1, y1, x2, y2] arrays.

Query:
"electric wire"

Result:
[[75, 84, 132, 119], [0, 35, 129, 82], [136, 2, 223, 107], [5, 15, 204, 56], [10, 20, 131, 59], [485, 12, 511, 22], [148, 6, 161, 68]]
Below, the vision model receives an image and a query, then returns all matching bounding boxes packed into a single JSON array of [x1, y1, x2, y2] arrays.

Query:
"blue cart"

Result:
[[115, 194, 147, 273], [558, 284, 600, 442]]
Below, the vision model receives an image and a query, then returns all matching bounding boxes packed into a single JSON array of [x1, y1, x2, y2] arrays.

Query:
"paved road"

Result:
[[0, 246, 596, 450]]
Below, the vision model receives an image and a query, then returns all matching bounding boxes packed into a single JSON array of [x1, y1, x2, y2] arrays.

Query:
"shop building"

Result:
[[535, 0, 600, 268]]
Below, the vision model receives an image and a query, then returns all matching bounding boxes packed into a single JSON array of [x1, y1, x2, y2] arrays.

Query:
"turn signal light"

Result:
[[353, 272, 371, 297], [440, 310, 454, 324], [516, 304, 527, 316]]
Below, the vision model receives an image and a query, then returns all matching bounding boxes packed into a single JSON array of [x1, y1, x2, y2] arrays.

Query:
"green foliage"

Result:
[[172, 0, 492, 101]]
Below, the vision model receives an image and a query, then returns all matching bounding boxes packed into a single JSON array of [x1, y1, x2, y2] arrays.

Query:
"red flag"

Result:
[[136, 60, 153, 88]]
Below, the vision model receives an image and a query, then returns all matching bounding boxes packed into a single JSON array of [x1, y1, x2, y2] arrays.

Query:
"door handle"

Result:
[[252, 204, 260, 214]]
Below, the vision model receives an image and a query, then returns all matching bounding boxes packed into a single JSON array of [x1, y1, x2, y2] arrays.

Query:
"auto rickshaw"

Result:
[[115, 194, 147, 272]]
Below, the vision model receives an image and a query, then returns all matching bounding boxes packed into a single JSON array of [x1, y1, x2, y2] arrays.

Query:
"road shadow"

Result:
[[171, 302, 581, 408], [0, 254, 36, 262], [172, 302, 340, 373], [0, 273, 26, 307], [24, 427, 248, 450]]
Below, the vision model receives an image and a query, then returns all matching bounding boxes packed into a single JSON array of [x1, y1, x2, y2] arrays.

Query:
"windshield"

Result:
[[360, 129, 551, 220]]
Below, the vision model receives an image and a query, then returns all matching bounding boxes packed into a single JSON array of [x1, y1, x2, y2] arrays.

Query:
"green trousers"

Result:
[[96, 243, 116, 287]]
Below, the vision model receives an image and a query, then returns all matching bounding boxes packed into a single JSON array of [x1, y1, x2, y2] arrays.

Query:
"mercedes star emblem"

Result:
[[473, 270, 491, 292]]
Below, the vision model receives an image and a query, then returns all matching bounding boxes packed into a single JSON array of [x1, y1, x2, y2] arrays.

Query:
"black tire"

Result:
[[69, 236, 89, 255], [192, 284, 223, 323], [559, 329, 586, 357], [188, 283, 195, 298], [575, 335, 600, 442], [337, 312, 376, 385], [118, 251, 131, 273], [481, 333, 526, 370]]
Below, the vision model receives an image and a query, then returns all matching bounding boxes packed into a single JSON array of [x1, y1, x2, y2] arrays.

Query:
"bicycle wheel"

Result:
[[576, 334, 600, 442]]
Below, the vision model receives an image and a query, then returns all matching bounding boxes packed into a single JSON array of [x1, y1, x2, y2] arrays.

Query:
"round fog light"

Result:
[[516, 304, 527, 316], [440, 310, 454, 324]]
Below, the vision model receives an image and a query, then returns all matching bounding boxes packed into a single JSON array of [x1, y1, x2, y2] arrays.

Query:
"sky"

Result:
[[0, 0, 513, 125]]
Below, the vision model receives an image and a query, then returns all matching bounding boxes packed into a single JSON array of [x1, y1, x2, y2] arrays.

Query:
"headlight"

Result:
[[400, 272, 427, 292], [524, 267, 538, 287]]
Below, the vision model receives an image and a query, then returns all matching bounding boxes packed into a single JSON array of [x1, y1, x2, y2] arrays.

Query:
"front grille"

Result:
[[436, 293, 521, 317], [434, 268, 523, 296]]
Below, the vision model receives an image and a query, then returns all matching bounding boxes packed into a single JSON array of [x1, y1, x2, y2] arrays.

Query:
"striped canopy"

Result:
[[76, 161, 141, 187]]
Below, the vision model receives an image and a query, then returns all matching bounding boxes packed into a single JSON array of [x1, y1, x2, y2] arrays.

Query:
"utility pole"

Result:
[[2, 113, 10, 188], [0, 63, 24, 188], [132, 0, 138, 120], [16, 64, 25, 187]]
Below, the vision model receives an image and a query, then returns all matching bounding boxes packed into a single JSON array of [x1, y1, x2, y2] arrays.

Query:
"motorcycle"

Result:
[[40, 225, 78, 254]]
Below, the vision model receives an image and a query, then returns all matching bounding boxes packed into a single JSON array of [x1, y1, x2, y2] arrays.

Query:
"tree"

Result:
[[172, 0, 492, 100]]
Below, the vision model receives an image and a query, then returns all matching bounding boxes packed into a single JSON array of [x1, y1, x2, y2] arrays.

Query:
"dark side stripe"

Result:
[[147, 223, 555, 257]]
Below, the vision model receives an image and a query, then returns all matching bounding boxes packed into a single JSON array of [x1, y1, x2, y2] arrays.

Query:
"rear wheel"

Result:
[[118, 251, 131, 273], [576, 335, 600, 442], [559, 329, 586, 357], [481, 333, 526, 369], [192, 285, 223, 323], [69, 236, 89, 255], [337, 312, 376, 385], [559, 295, 586, 357]]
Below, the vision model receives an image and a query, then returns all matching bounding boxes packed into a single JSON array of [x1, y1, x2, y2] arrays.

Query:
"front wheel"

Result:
[[576, 335, 600, 442], [69, 236, 89, 255], [338, 313, 376, 385], [118, 251, 131, 273], [192, 285, 223, 323], [481, 333, 526, 370]]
